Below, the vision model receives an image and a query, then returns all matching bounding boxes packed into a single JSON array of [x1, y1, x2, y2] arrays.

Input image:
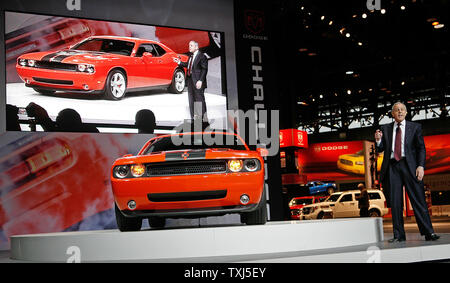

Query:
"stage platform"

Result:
[[3, 218, 450, 262]]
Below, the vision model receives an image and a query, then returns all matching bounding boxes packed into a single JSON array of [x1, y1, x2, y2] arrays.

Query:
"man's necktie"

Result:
[[187, 55, 193, 76], [394, 123, 402, 161]]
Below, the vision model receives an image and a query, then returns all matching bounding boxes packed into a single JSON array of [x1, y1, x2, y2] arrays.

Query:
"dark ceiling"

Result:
[[274, 0, 450, 134]]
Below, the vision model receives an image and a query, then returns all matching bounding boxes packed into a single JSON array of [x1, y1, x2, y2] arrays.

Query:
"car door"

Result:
[[134, 43, 159, 87], [152, 43, 174, 85], [334, 193, 358, 218]]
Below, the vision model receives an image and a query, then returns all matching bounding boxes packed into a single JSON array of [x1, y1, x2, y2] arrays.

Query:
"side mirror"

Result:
[[257, 148, 269, 157], [122, 154, 132, 158], [143, 52, 153, 57]]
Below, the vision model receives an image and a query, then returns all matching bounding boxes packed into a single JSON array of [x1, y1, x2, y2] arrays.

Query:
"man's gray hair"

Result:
[[392, 101, 407, 112], [190, 40, 199, 48]]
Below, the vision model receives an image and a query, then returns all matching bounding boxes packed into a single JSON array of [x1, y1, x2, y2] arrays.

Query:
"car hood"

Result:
[[113, 148, 262, 166], [19, 49, 124, 64]]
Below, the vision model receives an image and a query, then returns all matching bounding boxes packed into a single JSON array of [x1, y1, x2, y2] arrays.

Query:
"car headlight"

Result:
[[27, 59, 36, 67], [130, 164, 146, 177], [18, 58, 27, 66], [77, 64, 87, 72], [86, 65, 95, 73], [113, 165, 129, 179], [228, 159, 243, 172], [244, 159, 260, 172]]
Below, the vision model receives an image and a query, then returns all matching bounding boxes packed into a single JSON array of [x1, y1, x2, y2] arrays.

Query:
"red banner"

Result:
[[280, 129, 308, 148]]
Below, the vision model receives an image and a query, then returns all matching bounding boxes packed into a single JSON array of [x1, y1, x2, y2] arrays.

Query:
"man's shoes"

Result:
[[388, 237, 406, 243], [425, 233, 440, 241]]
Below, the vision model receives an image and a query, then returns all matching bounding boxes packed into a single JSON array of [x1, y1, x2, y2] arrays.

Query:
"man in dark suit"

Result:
[[375, 102, 439, 242], [173, 40, 208, 122]]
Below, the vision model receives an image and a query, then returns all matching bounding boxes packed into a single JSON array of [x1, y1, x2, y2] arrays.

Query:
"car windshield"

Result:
[[142, 133, 247, 154], [324, 194, 341, 202], [71, 38, 135, 56]]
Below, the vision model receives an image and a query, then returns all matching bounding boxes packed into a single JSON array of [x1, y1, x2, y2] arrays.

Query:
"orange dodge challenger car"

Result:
[[111, 132, 267, 231], [15, 36, 188, 100]]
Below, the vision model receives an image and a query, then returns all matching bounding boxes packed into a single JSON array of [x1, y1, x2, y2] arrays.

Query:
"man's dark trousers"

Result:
[[386, 158, 433, 239]]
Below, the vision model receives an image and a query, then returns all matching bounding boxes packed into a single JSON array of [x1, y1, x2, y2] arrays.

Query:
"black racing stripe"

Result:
[[41, 52, 65, 62], [51, 54, 72, 62], [165, 150, 206, 161], [41, 52, 61, 62]]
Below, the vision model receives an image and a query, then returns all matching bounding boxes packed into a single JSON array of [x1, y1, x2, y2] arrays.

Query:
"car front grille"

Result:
[[34, 61, 78, 72], [148, 190, 227, 202], [339, 159, 353, 166], [33, 77, 74, 85], [147, 160, 227, 177]]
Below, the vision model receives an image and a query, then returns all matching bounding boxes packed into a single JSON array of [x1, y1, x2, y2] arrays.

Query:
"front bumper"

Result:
[[16, 65, 105, 93], [111, 171, 265, 217], [120, 203, 259, 218]]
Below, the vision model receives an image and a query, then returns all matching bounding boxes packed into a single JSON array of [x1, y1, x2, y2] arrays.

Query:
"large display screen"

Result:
[[5, 11, 227, 133]]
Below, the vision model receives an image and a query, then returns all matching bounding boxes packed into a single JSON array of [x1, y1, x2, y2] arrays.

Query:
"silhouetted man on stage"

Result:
[[375, 102, 439, 242]]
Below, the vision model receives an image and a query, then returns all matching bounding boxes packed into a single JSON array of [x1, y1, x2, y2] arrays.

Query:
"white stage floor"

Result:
[[6, 82, 228, 131], [2, 219, 449, 263]]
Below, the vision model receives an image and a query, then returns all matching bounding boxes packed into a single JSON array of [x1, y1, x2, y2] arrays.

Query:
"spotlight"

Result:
[[362, 13, 367, 19], [358, 42, 363, 46], [321, 16, 325, 20], [345, 33, 351, 38], [381, 9, 386, 14], [434, 24, 445, 29], [401, 5, 406, 10]]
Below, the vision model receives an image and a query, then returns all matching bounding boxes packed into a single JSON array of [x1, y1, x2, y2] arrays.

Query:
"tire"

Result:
[[104, 69, 127, 100], [168, 68, 185, 94], [240, 189, 267, 225], [369, 209, 380, 217], [148, 217, 166, 228], [114, 203, 142, 232], [317, 211, 324, 219], [33, 88, 55, 95]]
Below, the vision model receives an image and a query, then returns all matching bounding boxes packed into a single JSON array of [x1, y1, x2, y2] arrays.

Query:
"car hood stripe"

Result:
[[40, 50, 90, 62], [165, 149, 206, 161]]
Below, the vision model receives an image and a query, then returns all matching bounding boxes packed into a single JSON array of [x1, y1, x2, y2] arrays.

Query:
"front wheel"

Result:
[[168, 69, 185, 94], [114, 203, 142, 232], [105, 69, 127, 100], [148, 217, 166, 229], [240, 189, 267, 225]]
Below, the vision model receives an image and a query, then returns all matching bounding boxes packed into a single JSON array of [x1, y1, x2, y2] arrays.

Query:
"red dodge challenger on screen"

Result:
[[15, 36, 188, 100], [110, 132, 267, 231]]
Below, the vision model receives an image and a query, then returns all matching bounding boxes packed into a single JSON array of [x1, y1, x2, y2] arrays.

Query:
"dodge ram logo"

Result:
[[245, 10, 265, 35]]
